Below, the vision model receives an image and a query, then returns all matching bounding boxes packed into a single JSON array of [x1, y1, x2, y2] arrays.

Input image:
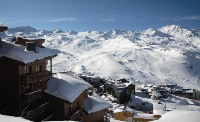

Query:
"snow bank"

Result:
[[152, 110, 200, 122], [0, 114, 31, 122]]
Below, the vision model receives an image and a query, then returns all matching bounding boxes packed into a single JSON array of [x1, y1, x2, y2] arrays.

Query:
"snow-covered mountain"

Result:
[[3, 25, 200, 90]]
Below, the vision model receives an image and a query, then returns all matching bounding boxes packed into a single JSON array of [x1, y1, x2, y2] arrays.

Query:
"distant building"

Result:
[[114, 106, 160, 122], [105, 81, 135, 104]]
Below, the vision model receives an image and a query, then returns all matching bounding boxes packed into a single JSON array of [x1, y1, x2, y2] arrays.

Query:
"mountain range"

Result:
[[2, 25, 200, 90]]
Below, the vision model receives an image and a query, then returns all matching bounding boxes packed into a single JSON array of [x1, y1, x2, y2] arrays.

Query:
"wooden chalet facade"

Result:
[[0, 34, 58, 121], [45, 73, 112, 122], [45, 90, 87, 121]]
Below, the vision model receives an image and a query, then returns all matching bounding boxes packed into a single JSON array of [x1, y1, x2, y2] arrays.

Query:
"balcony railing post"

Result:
[[50, 58, 52, 74]]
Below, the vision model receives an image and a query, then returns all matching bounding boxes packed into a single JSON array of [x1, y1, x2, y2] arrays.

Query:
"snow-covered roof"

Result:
[[0, 114, 31, 122], [151, 91, 162, 97], [152, 110, 200, 122], [134, 113, 156, 120], [45, 73, 92, 103], [114, 106, 135, 113], [84, 95, 112, 114], [0, 41, 60, 64]]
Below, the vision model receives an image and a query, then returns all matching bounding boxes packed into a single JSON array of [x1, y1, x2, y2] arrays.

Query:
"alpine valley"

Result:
[[3, 25, 200, 90]]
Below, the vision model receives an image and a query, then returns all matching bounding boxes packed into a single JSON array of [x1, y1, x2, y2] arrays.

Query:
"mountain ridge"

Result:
[[3, 25, 200, 90]]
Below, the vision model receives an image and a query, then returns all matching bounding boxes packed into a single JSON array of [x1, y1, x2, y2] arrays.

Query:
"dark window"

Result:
[[25, 66, 32, 74], [28, 66, 32, 73], [39, 65, 42, 72]]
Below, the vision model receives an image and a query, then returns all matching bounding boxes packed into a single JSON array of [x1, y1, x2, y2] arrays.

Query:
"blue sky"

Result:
[[0, 0, 200, 31]]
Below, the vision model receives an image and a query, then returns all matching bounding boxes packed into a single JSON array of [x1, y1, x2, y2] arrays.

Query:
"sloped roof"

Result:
[[45, 73, 92, 103], [0, 41, 60, 64], [84, 95, 112, 114]]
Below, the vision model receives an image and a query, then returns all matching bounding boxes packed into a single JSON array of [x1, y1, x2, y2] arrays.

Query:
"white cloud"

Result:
[[175, 15, 200, 21], [102, 18, 116, 22], [49, 17, 77, 22]]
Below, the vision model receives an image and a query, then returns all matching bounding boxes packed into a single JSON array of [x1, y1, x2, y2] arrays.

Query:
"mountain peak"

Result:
[[158, 25, 194, 38], [53, 28, 63, 33], [8, 26, 37, 33]]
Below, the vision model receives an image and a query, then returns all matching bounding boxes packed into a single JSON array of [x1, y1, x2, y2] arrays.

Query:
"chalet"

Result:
[[105, 81, 135, 104], [79, 74, 106, 91], [128, 95, 145, 109], [44, 73, 112, 121], [171, 87, 194, 99], [114, 106, 134, 121], [83, 95, 112, 122], [0, 36, 59, 121], [114, 105, 161, 122]]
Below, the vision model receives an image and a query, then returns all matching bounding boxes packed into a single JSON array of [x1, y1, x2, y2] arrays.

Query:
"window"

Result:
[[36, 65, 39, 72], [39, 65, 42, 72], [29, 66, 32, 73], [24, 66, 32, 74], [24, 66, 28, 74], [36, 65, 42, 72]]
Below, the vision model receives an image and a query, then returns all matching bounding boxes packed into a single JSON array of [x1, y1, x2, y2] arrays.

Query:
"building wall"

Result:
[[45, 93, 65, 120], [83, 109, 105, 122], [114, 111, 133, 121], [46, 90, 88, 121], [25, 60, 47, 74], [0, 57, 22, 116], [64, 90, 88, 119]]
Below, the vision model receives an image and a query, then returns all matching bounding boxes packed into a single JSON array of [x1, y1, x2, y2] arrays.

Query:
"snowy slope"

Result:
[[3, 25, 200, 90]]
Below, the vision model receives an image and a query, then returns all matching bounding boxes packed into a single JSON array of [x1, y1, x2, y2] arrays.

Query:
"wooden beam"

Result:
[[50, 58, 52, 74]]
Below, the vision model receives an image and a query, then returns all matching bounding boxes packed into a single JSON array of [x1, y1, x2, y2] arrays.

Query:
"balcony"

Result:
[[23, 89, 42, 103], [22, 71, 52, 84], [24, 102, 49, 120], [70, 106, 84, 121]]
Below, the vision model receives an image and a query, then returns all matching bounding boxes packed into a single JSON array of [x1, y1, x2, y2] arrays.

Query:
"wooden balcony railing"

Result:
[[23, 89, 42, 103], [25, 102, 49, 120], [70, 106, 84, 121], [22, 71, 52, 83]]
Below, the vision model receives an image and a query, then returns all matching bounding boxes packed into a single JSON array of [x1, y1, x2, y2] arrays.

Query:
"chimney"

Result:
[[26, 42, 36, 52]]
